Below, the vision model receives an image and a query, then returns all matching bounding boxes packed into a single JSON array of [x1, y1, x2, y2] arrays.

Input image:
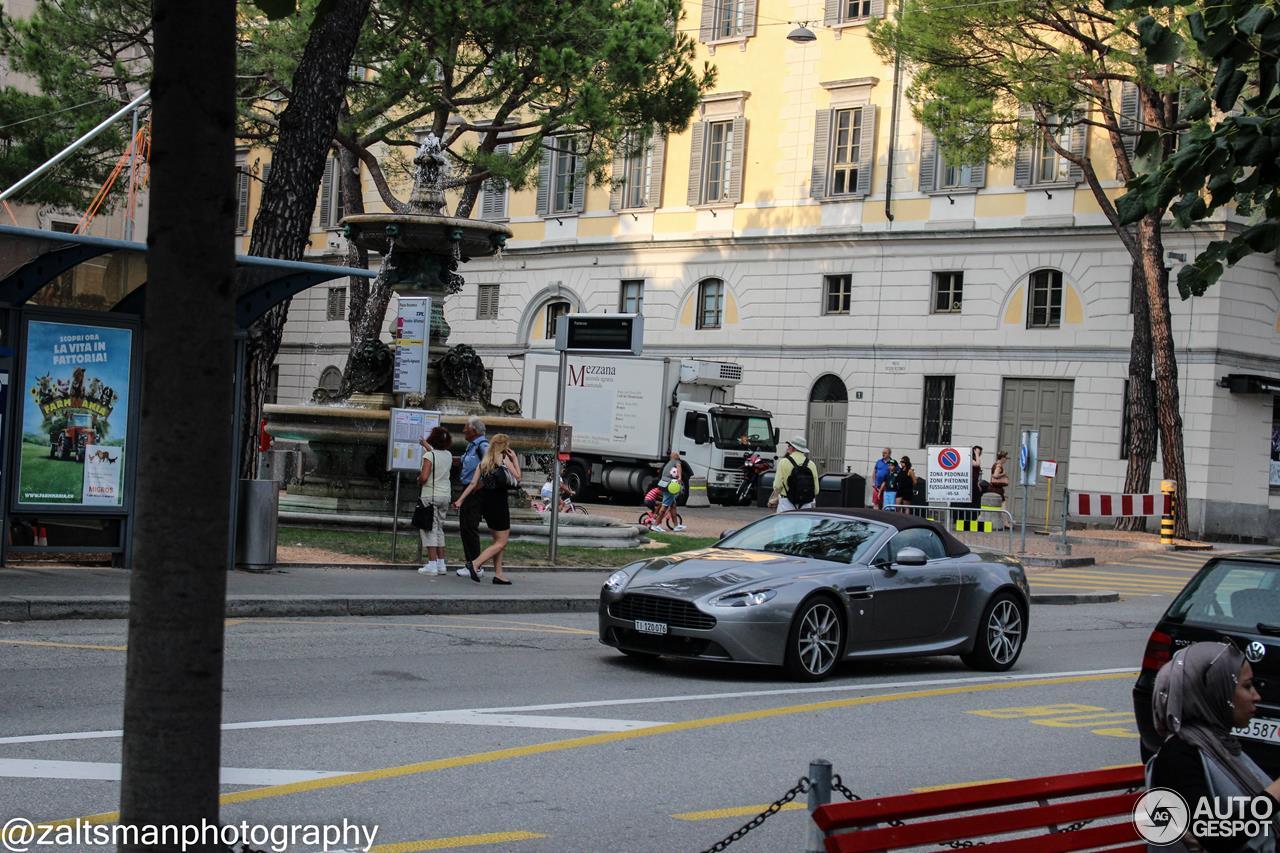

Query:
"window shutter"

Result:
[[699, 0, 715, 42], [535, 143, 552, 216], [740, 0, 757, 37], [918, 127, 937, 193], [1013, 104, 1034, 187], [686, 122, 706, 206], [647, 132, 667, 209], [727, 116, 747, 204], [855, 105, 876, 197], [966, 158, 987, 189], [870, 0, 886, 18], [609, 144, 625, 211], [236, 167, 250, 232], [810, 109, 832, 200], [571, 143, 586, 213], [1067, 109, 1087, 182], [1119, 82, 1140, 166], [262, 162, 271, 190], [318, 159, 334, 227], [824, 0, 841, 25]]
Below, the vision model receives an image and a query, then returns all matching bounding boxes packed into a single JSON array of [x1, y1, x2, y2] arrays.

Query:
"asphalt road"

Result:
[[0, 596, 1170, 852]]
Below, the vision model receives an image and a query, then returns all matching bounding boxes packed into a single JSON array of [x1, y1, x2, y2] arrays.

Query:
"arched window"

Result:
[[696, 279, 724, 329], [1027, 269, 1063, 329], [810, 374, 848, 403], [318, 366, 343, 394]]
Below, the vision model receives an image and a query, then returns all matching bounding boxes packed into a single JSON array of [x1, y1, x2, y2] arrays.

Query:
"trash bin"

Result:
[[815, 472, 866, 508], [236, 479, 278, 572]]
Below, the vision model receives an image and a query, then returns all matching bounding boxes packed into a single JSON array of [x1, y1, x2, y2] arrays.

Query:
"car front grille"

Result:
[[610, 594, 717, 630]]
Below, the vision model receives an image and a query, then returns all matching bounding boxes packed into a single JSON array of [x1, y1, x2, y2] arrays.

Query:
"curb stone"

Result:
[[1019, 555, 1096, 568], [1030, 592, 1120, 605]]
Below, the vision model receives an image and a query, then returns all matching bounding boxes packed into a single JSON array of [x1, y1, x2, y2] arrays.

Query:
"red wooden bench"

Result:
[[812, 765, 1146, 852]]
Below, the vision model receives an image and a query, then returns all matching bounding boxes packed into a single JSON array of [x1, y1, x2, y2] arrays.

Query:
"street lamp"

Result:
[[787, 23, 817, 43]]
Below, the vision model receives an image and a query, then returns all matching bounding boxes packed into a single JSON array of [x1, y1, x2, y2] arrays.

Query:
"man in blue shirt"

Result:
[[873, 447, 893, 509], [455, 416, 490, 578]]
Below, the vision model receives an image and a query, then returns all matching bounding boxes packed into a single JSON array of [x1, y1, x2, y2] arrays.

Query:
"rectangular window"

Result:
[[1032, 122, 1071, 185], [545, 301, 570, 339], [714, 0, 744, 38], [476, 284, 500, 320], [619, 280, 644, 314], [921, 376, 955, 446], [830, 108, 862, 196], [50, 221, 77, 233], [697, 280, 724, 330], [937, 152, 973, 190], [843, 0, 873, 20], [1027, 269, 1063, 328], [932, 271, 964, 313], [266, 366, 280, 405], [622, 133, 652, 209], [703, 121, 733, 203], [551, 138, 578, 214], [326, 287, 346, 321], [823, 275, 851, 315]]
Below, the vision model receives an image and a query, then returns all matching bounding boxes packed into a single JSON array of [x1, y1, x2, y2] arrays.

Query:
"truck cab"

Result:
[[673, 403, 777, 504]]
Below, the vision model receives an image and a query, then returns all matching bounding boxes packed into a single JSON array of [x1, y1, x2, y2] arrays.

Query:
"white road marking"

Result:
[[0, 758, 346, 786], [392, 711, 663, 731], [0, 667, 1136, 746]]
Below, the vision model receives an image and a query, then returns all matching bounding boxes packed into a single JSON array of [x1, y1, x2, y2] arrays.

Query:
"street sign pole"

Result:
[[1018, 430, 1039, 554], [391, 471, 401, 563], [549, 348, 567, 564]]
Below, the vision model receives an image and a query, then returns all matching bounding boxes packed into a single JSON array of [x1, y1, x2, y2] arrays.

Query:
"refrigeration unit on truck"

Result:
[[520, 352, 778, 505]]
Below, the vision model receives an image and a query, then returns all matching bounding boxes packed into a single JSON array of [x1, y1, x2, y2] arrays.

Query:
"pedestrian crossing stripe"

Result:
[[955, 520, 993, 532]]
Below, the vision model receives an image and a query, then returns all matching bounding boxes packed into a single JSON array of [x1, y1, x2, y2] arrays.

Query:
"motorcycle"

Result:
[[734, 451, 772, 506]]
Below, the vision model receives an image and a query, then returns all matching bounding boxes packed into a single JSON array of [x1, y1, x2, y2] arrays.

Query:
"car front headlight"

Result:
[[713, 589, 777, 607], [604, 570, 631, 593]]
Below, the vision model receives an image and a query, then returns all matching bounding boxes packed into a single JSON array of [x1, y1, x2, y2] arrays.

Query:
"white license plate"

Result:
[[634, 620, 668, 635], [1233, 717, 1280, 744]]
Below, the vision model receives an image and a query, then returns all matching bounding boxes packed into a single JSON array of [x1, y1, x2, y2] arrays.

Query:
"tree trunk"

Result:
[[1116, 263, 1157, 532], [238, 0, 372, 477], [1138, 210, 1190, 538], [118, 1, 235, 843]]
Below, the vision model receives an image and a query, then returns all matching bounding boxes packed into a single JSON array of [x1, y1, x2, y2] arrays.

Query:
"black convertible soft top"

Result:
[[811, 508, 971, 557]]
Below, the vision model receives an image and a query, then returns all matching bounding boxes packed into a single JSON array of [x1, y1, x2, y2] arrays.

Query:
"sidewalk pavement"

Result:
[[0, 556, 1114, 622]]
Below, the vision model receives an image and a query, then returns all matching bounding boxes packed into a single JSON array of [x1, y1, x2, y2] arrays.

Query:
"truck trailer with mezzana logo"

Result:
[[519, 352, 778, 505]]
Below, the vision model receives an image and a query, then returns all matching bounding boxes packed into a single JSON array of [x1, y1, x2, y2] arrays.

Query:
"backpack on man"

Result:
[[784, 453, 817, 506]]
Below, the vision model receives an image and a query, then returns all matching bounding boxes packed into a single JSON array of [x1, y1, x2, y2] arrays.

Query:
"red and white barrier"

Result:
[[1070, 491, 1171, 518]]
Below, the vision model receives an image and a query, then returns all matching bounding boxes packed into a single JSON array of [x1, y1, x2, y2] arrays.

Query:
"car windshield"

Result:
[[713, 413, 776, 451], [1167, 559, 1280, 630], [716, 515, 882, 565]]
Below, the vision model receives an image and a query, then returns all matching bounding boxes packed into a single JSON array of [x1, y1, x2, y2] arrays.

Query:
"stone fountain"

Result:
[[266, 134, 562, 522]]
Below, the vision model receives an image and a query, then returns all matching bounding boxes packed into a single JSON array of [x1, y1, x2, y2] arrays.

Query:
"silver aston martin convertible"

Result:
[[598, 509, 1031, 680]]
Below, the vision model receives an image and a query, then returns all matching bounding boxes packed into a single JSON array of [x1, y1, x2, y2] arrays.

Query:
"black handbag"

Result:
[[411, 500, 433, 531]]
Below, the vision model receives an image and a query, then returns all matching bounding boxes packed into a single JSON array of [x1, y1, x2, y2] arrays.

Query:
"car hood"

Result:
[[622, 548, 823, 599]]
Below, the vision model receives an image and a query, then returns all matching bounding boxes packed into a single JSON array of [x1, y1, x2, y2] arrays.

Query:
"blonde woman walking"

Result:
[[453, 433, 521, 584], [416, 426, 453, 575]]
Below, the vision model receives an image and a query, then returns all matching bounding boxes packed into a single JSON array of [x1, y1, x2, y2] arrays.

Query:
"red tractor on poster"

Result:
[[49, 411, 97, 463]]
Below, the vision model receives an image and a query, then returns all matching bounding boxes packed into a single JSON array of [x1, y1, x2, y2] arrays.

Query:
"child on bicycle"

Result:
[[540, 475, 574, 513], [642, 484, 662, 513], [649, 451, 687, 532]]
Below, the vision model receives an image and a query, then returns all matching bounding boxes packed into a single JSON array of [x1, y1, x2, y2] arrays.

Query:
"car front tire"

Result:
[[784, 597, 844, 681], [962, 592, 1027, 671]]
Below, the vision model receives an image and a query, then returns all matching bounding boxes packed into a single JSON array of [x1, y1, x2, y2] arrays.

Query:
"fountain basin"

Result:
[[342, 214, 511, 259]]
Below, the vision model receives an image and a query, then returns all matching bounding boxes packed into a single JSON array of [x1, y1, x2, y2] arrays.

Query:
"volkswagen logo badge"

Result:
[[1247, 641, 1267, 663]]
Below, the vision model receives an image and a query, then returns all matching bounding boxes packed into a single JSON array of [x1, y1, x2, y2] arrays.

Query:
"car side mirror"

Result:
[[895, 547, 928, 567], [695, 420, 710, 445], [772, 427, 781, 446]]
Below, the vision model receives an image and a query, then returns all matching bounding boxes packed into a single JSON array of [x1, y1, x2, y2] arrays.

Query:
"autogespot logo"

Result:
[[1134, 788, 1190, 845]]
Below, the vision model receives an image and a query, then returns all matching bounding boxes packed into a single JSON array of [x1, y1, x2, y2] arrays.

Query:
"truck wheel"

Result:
[[562, 462, 589, 500]]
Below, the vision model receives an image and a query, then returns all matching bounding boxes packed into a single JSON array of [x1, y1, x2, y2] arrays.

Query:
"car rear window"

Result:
[[1168, 560, 1280, 630]]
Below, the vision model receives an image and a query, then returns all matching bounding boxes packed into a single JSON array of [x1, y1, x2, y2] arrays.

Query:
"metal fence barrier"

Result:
[[884, 503, 1016, 555]]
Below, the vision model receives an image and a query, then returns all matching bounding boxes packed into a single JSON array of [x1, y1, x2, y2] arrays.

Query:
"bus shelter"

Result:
[[0, 223, 374, 567]]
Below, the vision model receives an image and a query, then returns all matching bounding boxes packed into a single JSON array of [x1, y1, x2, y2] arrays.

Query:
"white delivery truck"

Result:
[[520, 352, 778, 505]]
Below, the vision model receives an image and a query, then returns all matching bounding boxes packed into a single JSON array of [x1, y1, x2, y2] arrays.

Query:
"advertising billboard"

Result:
[[18, 320, 132, 508]]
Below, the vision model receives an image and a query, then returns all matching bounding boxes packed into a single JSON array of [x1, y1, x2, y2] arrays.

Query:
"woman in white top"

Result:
[[417, 426, 454, 575]]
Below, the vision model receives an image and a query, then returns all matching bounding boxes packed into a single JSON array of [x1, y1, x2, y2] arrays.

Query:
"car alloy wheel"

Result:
[[786, 600, 842, 680], [986, 598, 1023, 666]]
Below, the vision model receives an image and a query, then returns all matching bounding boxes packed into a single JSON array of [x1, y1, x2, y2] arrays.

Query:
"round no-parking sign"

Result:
[[927, 445, 972, 502]]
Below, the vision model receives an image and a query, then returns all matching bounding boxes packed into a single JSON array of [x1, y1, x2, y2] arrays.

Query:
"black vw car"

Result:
[[1133, 551, 1280, 776]]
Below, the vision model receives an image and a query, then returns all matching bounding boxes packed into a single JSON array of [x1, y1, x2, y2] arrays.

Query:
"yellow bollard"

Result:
[[1160, 479, 1176, 547]]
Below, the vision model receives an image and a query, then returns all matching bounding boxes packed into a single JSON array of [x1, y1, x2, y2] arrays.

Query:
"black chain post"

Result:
[[698, 777, 811, 853]]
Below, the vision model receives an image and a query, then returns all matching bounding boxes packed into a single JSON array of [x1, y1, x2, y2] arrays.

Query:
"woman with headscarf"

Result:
[[1149, 641, 1280, 852]]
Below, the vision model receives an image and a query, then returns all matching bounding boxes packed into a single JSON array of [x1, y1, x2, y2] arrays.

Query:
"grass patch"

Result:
[[281, 525, 720, 567]]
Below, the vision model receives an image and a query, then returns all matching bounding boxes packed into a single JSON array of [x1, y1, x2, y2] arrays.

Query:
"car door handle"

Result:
[[844, 585, 873, 600]]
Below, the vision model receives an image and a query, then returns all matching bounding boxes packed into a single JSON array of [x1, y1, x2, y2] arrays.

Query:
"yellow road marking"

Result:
[[1029, 579, 1174, 592], [233, 618, 593, 636], [673, 802, 806, 821], [912, 777, 1013, 792], [370, 831, 545, 851], [969, 704, 1103, 719], [1031, 712, 1134, 728], [0, 639, 126, 652], [1028, 582, 1160, 595], [1043, 569, 1194, 583], [1090, 726, 1139, 738], [438, 615, 597, 635], [49, 670, 1137, 827]]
